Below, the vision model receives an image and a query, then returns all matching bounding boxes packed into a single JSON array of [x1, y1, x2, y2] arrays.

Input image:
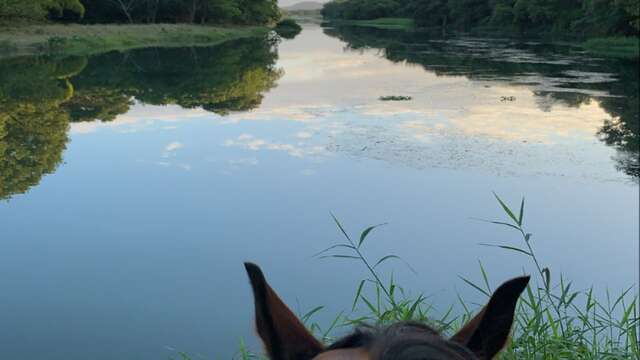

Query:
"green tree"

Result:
[[0, 0, 84, 21]]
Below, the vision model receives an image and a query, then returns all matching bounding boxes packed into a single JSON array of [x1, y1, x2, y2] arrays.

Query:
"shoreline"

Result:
[[0, 23, 269, 58], [324, 17, 639, 59]]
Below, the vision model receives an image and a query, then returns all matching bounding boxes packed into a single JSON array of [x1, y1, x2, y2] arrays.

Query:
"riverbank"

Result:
[[0, 24, 269, 58], [334, 17, 415, 30], [326, 16, 638, 59], [582, 36, 639, 60]]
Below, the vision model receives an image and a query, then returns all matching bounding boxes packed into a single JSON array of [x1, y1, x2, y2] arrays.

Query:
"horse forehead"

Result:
[[313, 348, 369, 360]]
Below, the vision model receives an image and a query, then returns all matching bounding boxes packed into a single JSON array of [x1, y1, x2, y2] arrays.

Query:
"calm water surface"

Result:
[[0, 24, 638, 359]]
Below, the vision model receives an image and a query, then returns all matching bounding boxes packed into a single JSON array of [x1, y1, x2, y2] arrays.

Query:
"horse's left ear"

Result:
[[450, 276, 530, 359], [244, 262, 324, 360]]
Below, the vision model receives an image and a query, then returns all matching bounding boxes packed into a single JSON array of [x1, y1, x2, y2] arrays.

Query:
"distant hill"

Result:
[[283, 1, 324, 11]]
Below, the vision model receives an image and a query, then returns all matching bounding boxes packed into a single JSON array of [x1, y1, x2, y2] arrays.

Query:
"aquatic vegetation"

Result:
[[379, 95, 412, 101], [582, 37, 640, 60]]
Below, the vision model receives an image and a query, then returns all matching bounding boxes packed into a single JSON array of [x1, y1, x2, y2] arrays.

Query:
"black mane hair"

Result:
[[326, 321, 478, 360]]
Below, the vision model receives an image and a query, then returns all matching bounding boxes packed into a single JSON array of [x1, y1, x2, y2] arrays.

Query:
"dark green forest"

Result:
[[321, 0, 639, 37], [0, 0, 280, 25]]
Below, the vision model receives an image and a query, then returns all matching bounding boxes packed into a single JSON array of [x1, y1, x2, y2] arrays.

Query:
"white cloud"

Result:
[[165, 142, 183, 152]]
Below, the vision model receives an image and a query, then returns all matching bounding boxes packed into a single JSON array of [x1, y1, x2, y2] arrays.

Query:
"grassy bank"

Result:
[[0, 24, 269, 58], [337, 17, 415, 30], [582, 36, 639, 60]]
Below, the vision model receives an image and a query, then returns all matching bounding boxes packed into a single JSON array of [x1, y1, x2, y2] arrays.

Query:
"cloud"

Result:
[[224, 134, 327, 159], [165, 142, 183, 152], [227, 158, 259, 166]]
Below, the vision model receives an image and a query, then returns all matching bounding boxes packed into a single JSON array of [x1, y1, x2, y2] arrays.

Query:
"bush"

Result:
[[274, 19, 302, 39]]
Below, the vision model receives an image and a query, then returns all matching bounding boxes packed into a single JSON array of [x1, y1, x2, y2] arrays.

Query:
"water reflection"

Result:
[[0, 25, 636, 360], [323, 26, 639, 179], [0, 37, 282, 199]]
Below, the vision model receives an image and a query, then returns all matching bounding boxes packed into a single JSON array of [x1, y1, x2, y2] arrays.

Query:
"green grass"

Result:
[[582, 36, 639, 60], [0, 24, 269, 58], [338, 17, 415, 30], [311, 195, 639, 359], [173, 194, 638, 359]]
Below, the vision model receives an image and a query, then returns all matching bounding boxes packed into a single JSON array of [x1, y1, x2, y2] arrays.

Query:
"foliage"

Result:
[[0, 24, 268, 58], [79, 0, 279, 25], [0, 0, 84, 21], [321, 0, 405, 21], [304, 195, 639, 358], [274, 18, 302, 39], [582, 36, 640, 59], [321, 0, 639, 37], [342, 17, 415, 29], [0, 0, 279, 25]]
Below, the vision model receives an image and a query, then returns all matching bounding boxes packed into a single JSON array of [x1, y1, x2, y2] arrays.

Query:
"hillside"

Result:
[[283, 1, 324, 11]]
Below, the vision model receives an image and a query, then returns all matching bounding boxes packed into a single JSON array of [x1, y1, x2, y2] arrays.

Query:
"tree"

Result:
[[107, 0, 139, 23], [0, 0, 84, 21], [413, 0, 450, 28]]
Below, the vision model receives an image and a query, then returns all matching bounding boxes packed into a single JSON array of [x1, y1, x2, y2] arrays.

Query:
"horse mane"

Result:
[[326, 321, 477, 359]]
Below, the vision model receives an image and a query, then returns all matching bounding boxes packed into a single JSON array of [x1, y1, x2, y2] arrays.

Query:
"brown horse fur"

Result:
[[244, 262, 529, 360]]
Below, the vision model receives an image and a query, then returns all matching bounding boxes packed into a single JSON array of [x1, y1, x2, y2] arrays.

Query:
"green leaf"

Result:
[[493, 192, 519, 225], [459, 275, 491, 297], [518, 197, 525, 226], [542, 267, 551, 291], [330, 212, 355, 246], [358, 223, 387, 248], [407, 295, 424, 320], [479, 243, 532, 257], [478, 260, 492, 293], [312, 243, 355, 258], [301, 306, 324, 324], [321, 254, 360, 260], [352, 280, 366, 311], [361, 295, 378, 315], [470, 217, 521, 231], [373, 255, 401, 268]]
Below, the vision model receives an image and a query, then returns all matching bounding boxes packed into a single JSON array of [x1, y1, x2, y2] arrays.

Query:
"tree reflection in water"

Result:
[[0, 37, 283, 199], [323, 25, 639, 180]]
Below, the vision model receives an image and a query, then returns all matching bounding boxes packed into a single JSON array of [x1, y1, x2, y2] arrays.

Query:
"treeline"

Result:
[[0, 0, 280, 25], [321, 0, 639, 36]]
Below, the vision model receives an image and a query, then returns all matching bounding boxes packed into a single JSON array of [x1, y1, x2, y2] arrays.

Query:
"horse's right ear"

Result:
[[451, 276, 530, 359], [244, 262, 324, 360]]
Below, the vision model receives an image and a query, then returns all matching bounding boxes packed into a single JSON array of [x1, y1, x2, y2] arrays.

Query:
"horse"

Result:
[[244, 262, 529, 360]]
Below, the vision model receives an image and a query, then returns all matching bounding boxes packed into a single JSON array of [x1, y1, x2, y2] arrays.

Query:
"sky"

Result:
[[279, 0, 328, 7]]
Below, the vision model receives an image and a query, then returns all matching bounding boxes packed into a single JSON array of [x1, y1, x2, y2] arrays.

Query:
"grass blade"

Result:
[[459, 275, 491, 297], [493, 192, 519, 225], [359, 223, 387, 248]]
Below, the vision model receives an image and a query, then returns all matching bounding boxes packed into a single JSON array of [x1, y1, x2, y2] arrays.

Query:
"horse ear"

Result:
[[244, 262, 324, 360], [451, 276, 530, 359]]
